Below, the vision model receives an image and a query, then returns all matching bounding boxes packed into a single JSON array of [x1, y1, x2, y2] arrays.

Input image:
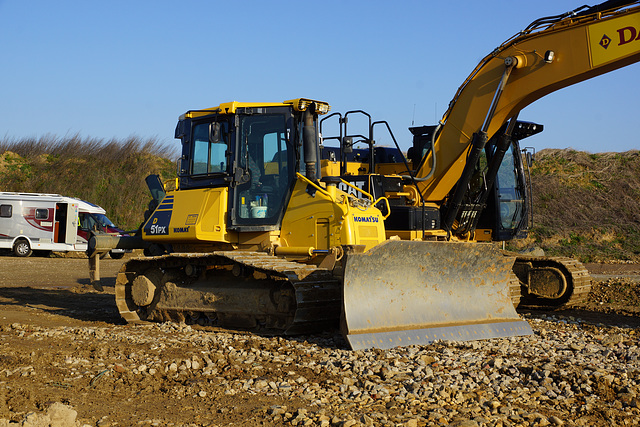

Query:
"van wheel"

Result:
[[13, 239, 32, 257]]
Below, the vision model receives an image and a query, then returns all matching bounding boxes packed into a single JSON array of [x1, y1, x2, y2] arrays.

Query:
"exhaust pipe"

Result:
[[88, 234, 149, 254]]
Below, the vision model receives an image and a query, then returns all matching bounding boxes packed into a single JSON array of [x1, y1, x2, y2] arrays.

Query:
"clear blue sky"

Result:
[[1, 0, 638, 154]]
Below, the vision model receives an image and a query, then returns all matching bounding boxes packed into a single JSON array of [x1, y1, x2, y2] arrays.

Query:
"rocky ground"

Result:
[[0, 256, 639, 427]]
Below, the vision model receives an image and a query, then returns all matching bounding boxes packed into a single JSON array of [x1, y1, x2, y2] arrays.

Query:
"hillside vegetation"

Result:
[[509, 148, 640, 262], [1, 137, 639, 262], [0, 136, 176, 231]]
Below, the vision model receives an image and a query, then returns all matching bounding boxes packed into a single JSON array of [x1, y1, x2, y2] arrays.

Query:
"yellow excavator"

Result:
[[91, 1, 640, 350]]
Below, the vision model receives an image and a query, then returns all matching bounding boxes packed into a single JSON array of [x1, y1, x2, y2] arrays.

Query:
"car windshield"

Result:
[[93, 213, 115, 227], [81, 212, 116, 230]]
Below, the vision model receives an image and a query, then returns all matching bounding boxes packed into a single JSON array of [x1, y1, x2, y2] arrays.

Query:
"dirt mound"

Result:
[[584, 277, 640, 317]]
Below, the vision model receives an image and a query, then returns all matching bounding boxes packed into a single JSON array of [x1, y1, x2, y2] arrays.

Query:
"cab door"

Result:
[[230, 109, 295, 231], [493, 141, 529, 240], [56, 202, 79, 244]]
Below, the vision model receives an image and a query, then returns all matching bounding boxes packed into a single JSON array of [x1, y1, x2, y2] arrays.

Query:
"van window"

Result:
[[35, 209, 49, 220], [0, 204, 11, 218]]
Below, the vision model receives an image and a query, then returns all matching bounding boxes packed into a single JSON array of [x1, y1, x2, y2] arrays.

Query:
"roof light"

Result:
[[285, 98, 331, 115]]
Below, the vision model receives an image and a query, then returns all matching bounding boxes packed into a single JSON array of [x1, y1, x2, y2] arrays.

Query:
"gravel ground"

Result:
[[0, 256, 638, 426]]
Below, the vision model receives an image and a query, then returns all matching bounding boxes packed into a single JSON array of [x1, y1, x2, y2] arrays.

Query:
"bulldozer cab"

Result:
[[175, 103, 323, 232]]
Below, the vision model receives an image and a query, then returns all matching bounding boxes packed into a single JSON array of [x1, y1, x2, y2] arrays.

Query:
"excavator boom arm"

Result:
[[418, 1, 640, 201]]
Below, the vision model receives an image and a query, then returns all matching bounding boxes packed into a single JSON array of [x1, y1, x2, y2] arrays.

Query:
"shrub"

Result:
[[0, 135, 177, 230]]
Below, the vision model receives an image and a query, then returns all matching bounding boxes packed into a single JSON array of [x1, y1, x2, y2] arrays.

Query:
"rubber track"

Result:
[[115, 251, 342, 334], [515, 256, 592, 309]]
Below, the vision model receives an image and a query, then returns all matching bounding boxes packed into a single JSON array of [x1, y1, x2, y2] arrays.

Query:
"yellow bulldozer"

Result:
[[91, 1, 640, 350]]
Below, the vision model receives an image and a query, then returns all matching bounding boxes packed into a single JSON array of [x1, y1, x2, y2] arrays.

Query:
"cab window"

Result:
[[192, 122, 228, 175], [496, 145, 525, 230]]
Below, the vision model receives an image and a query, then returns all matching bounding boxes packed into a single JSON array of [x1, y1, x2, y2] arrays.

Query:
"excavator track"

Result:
[[115, 251, 341, 335], [511, 256, 592, 309]]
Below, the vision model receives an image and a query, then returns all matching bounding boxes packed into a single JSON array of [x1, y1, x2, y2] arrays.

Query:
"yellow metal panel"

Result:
[[320, 160, 340, 176], [196, 188, 232, 242], [385, 229, 447, 241], [181, 101, 289, 119], [343, 209, 386, 252], [181, 98, 330, 119], [357, 225, 379, 238], [315, 220, 330, 250], [280, 176, 386, 251], [588, 12, 640, 67], [345, 162, 368, 174], [143, 188, 235, 244], [321, 159, 414, 177], [319, 160, 369, 176], [281, 180, 344, 249], [475, 229, 493, 242]]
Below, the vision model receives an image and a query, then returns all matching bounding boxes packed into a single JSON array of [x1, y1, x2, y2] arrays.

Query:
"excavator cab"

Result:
[[460, 120, 542, 242], [477, 129, 535, 241]]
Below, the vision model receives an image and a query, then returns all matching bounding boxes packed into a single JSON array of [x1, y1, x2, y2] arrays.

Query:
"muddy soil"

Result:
[[0, 255, 638, 426]]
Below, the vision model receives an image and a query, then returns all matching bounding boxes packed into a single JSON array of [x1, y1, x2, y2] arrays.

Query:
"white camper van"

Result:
[[0, 192, 127, 258]]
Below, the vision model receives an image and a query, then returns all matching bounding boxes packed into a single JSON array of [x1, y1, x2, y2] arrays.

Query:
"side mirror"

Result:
[[343, 136, 353, 154], [523, 147, 535, 168], [175, 120, 185, 139], [210, 123, 221, 143]]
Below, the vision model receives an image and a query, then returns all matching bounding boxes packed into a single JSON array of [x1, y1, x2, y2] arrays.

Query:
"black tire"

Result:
[[109, 251, 125, 260], [13, 239, 32, 257]]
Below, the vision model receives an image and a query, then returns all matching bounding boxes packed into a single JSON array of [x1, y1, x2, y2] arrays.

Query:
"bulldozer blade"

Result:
[[343, 240, 532, 350]]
